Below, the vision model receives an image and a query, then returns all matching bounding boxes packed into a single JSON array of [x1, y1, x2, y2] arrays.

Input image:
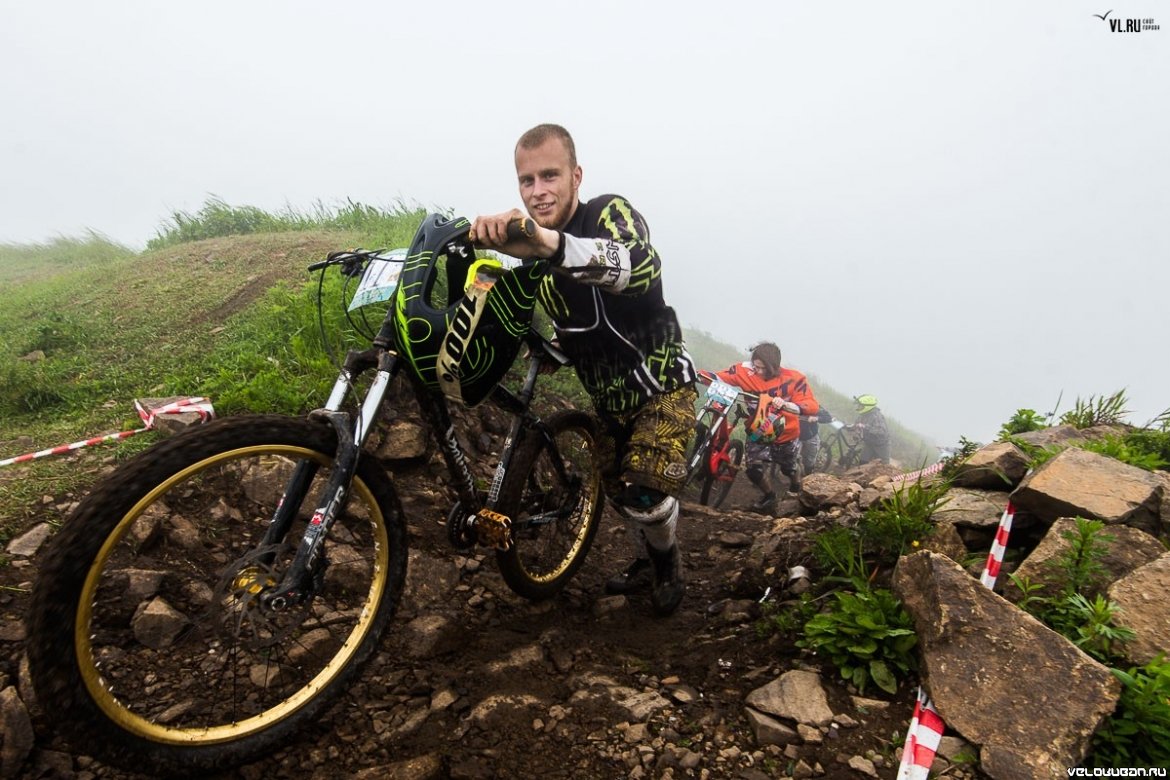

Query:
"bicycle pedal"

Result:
[[474, 508, 513, 551]]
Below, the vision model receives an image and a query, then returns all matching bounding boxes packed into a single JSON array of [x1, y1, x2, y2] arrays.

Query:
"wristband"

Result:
[[549, 231, 566, 265]]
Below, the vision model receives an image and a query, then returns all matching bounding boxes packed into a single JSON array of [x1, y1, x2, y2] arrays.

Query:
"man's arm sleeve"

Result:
[[551, 197, 659, 295]]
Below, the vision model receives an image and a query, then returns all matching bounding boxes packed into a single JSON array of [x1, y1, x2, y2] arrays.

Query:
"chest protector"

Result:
[[746, 394, 786, 444]]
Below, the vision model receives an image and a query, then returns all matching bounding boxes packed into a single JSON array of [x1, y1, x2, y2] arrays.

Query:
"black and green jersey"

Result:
[[540, 194, 696, 417]]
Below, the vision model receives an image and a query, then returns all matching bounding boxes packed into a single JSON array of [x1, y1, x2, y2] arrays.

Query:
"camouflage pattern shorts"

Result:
[[596, 384, 698, 497]]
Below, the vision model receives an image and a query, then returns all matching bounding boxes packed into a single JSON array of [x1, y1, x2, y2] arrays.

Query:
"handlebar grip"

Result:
[[506, 217, 536, 241]]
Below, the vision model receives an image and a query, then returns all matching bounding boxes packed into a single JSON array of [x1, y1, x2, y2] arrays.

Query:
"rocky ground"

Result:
[[1, 419, 981, 780]]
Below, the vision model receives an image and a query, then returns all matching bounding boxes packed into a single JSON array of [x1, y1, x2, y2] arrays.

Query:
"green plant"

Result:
[[1007, 572, 1047, 614], [1047, 593, 1136, 663], [811, 525, 870, 588], [798, 587, 917, 695], [1078, 435, 1168, 471], [1060, 390, 1129, 429], [938, 436, 979, 481], [860, 478, 949, 565], [1091, 657, 1170, 768], [998, 408, 1049, 440], [755, 593, 818, 639], [1053, 518, 1114, 598]]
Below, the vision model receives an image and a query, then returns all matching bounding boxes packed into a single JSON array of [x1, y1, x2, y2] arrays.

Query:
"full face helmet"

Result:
[[391, 213, 545, 406], [746, 394, 786, 444], [855, 394, 879, 413]]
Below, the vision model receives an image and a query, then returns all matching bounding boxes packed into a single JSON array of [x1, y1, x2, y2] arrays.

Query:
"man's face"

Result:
[[516, 137, 582, 230]]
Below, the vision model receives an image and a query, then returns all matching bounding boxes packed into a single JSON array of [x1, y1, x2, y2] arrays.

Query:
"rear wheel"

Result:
[[816, 435, 836, 472], [495, 410, 604, 600], [28, 415, 408, 775], [703, 439, 744, 509]]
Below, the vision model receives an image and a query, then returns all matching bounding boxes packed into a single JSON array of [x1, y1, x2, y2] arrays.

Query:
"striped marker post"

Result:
[[897, 688, 946, 780], [0, 397, 214, 469], [979, 501, 1017, 590]]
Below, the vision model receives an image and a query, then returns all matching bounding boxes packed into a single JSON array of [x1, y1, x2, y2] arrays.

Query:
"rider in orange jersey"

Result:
[[713, 342, 819, 513]]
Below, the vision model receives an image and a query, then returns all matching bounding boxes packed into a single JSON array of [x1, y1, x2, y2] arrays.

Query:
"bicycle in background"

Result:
[[685, 371, 751, 508], [813, 419, 866, 472]]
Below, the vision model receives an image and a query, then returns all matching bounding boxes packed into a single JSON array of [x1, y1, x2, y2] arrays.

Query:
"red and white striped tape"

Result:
[[0, 397, 214, 469], [897, 688, 945, 780], [979, 501, 1016, 590], [891, 461, 946, 484]]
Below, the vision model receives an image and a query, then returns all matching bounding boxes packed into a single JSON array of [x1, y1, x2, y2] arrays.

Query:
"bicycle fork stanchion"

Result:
[[264, 354, 397, 610], [896, 495, 1022, 778]]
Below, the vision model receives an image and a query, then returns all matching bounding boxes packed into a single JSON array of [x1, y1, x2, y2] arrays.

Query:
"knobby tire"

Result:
[[709, 439, 744, 509], [494, 410, 604, 600], [28, 415, 409, 776]]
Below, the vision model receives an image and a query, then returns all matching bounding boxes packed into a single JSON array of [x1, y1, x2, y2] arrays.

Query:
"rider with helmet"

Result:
[[853, 394, 890, 464], [712, 342, 819, 513], [470, 124, 697, 617]]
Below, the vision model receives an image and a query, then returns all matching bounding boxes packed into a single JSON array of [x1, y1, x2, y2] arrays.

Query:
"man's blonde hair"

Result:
[[516, 123, 577, 168]]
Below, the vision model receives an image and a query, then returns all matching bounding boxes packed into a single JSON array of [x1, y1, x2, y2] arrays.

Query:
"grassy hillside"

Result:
[[0, 199, 938, 542]]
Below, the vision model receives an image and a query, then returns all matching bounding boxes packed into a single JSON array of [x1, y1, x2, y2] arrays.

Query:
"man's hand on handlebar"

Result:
[[770, 397, 801, 414], [470, 209, 560, 259]]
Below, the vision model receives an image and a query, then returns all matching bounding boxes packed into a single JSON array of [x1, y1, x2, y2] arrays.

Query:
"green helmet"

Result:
[[391, 213, 545, 406], [855, 394, 878, 412]]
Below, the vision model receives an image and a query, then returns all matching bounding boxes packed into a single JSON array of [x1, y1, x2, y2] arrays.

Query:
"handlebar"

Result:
[[310, 217, 539, 275]]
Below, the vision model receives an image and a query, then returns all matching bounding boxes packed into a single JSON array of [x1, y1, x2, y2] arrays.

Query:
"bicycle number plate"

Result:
[[705, 379, 741, 408], [348, 248, 408, 311]]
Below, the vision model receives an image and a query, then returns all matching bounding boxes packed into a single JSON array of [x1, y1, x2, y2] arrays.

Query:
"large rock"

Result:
[[1, 686, 34, 779], [1007, 518, 1165, 603], [950, 442, 1029, 489], [131, 597, 188, 650], [744, 670, 834, 727], [893, 551, 1120, 779], [374, 420, 430, 462], [1107, 552, 1170, 666], [798, 473, 853, 511], [1010, 448, 1164, 535], [5, 524, 52, 557], [931, 488, 1011, 530]]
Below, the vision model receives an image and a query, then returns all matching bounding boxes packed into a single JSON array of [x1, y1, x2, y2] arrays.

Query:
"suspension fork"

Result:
[[262, 349, 398, 610]]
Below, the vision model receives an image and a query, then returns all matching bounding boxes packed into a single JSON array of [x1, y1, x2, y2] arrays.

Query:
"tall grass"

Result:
[[147, 196, 430, 250], [0, 233, 134, 285]]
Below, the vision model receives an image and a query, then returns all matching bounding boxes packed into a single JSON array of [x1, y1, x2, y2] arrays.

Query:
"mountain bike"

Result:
[[685, 372, 749, 508], [27, 214, 604, 775], [814, 420, 865, 472]]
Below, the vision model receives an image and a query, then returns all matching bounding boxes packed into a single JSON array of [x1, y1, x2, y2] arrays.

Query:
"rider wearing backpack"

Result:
[[470, 124, 697, 616], [853, 394, 890, 464], [713, 342, 819, 513]]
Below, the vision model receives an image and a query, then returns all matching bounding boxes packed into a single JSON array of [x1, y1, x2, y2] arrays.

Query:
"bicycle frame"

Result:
[[260, 268, 568, 612], [687, 378, 747, 484]]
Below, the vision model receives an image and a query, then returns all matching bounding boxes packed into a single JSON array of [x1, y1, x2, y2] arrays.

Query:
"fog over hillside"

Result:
[[2, 1, 1167, 444]]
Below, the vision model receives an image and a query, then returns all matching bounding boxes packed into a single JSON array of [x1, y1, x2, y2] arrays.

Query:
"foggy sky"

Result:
[[2, 1, 1167, 445]]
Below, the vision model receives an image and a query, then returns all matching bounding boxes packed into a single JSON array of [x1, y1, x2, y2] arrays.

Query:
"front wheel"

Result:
[[28, 415, 408, 775], [495, 410, 604, 600], [704, 439, 744, 509]]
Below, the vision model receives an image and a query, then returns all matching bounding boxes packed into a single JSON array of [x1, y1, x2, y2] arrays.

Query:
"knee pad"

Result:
[[613, 483, 669, 513], [615, 494, 679, 551], [746, 464, 767, 484]]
